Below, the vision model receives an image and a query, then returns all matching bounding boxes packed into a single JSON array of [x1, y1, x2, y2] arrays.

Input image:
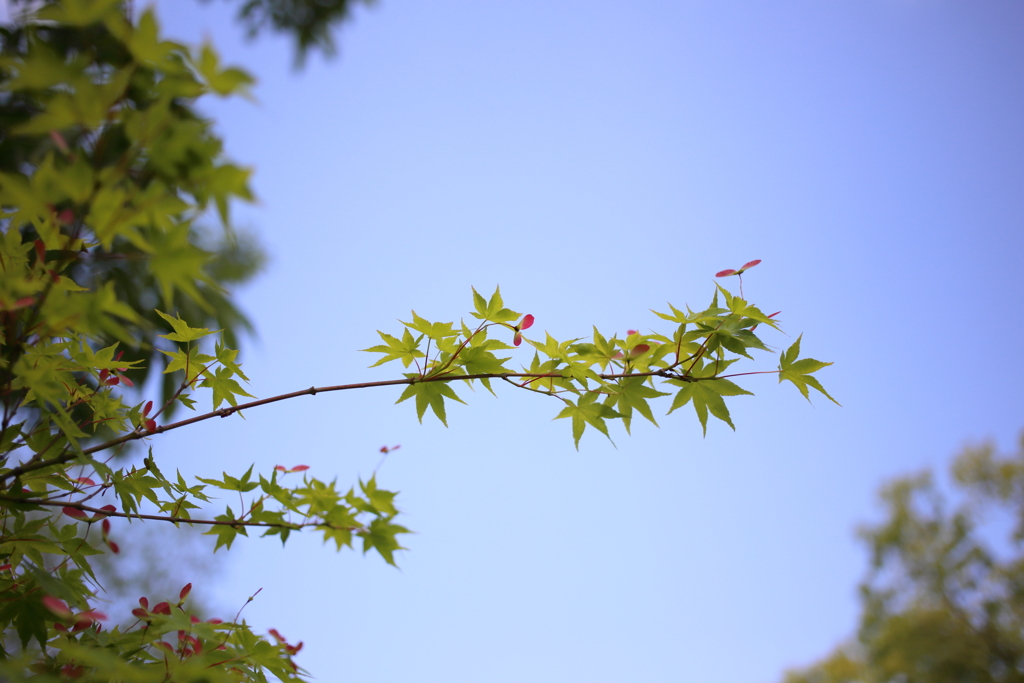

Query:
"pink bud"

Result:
[[513, 331, 523, 347], [143, 401, 153, 417], [627, 330, 638, 336], [101, 519, 111, 535], [275, 465, 287, 471], [49, 130, 70, 154], [632, 344, 650, 356], [119, 375, 134, 388], [520, 314, 535, 330], [290, 465, 309, 472], [715, 269, 737, 277], [132, 608, 148, 619], [42, 596, 73, 619], [153, 602, 171, 615], [107, 541, 120, 554], [740, 259, 761, 270], [139, 597, 149, 609], [75, 610, 107, 627], [179, 583, 192, 601], [144, 419, 156, 433]]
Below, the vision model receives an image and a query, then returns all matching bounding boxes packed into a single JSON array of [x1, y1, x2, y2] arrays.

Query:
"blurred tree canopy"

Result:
[[215, 0, 377, 62], [783, 432, 1024, 683], [0, 0, 264, 415]]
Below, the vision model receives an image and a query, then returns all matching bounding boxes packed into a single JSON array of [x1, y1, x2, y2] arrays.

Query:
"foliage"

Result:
[[217, 0, 378, 62], [0, 1, 834, 680], [782, 432, 1024, 683]]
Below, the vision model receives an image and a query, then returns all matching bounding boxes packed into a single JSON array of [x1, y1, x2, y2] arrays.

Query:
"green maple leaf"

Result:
[[402, 310, 459, 341], [778, 335, 840, 405], [471, 285, 521, 323], [607, 377, 670, 433], [205, 507, 247, 551], [155, 310, 215, 343], [396, 381, 466, 426], [362, 328, 424, 368], [360, 517, 410, 566], [667, 376, 753, 436], [159, 346, 215, 380], [555, 392, 622, 449], [203, 365, 256, 409]]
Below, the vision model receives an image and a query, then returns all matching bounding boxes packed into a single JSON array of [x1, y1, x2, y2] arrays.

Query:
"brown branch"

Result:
[[0, 494, 353, 532], [0, 367, 759, 483]]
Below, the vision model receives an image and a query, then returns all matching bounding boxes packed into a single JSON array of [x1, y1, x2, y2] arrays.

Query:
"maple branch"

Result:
[[0, 367, 758, 482], [0, 494, 355, 532]]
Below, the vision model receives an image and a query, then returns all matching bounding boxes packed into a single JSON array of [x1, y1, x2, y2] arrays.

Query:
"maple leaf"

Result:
[[778, 335, 840, 405]]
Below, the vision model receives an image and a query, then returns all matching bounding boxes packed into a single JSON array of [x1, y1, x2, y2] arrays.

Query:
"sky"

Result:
[[7, 0, 1024, 680]]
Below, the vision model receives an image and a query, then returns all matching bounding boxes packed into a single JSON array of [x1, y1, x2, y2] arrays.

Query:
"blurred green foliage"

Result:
[[783, 432, 1024, 683], [0, 0, 264, 416]]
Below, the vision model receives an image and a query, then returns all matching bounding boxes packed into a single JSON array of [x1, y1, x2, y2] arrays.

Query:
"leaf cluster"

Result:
[[365, 285, 836, 447]]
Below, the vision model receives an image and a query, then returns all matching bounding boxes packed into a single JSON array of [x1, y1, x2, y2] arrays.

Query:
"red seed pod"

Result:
[[62, 507, 87, 520], [101, 519, 111, 536], [520, 314, 535, 330], [48, 130, 70, 154], [179, 583, 192, 601], [132, 608, 148, 619], [74, 477, 96, 486], [740, 259, 762, 270], [290, 465, 309, 472], [42, 596, 73, 619], [107, 541, 120, 554], [152, 602, 171, 615], [139, 597, 149, 609], [143, 401, 153, 417], [715, 269, 737, 277], [144, 419, 157, 433]]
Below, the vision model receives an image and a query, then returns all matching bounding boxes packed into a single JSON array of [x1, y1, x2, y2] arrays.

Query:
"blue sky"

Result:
[[9, 0, 1024, 680]]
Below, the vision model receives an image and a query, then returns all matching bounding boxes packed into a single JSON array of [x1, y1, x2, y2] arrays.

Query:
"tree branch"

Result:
[[0, 494, 353, 532], [0, 367, 759, 482]]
